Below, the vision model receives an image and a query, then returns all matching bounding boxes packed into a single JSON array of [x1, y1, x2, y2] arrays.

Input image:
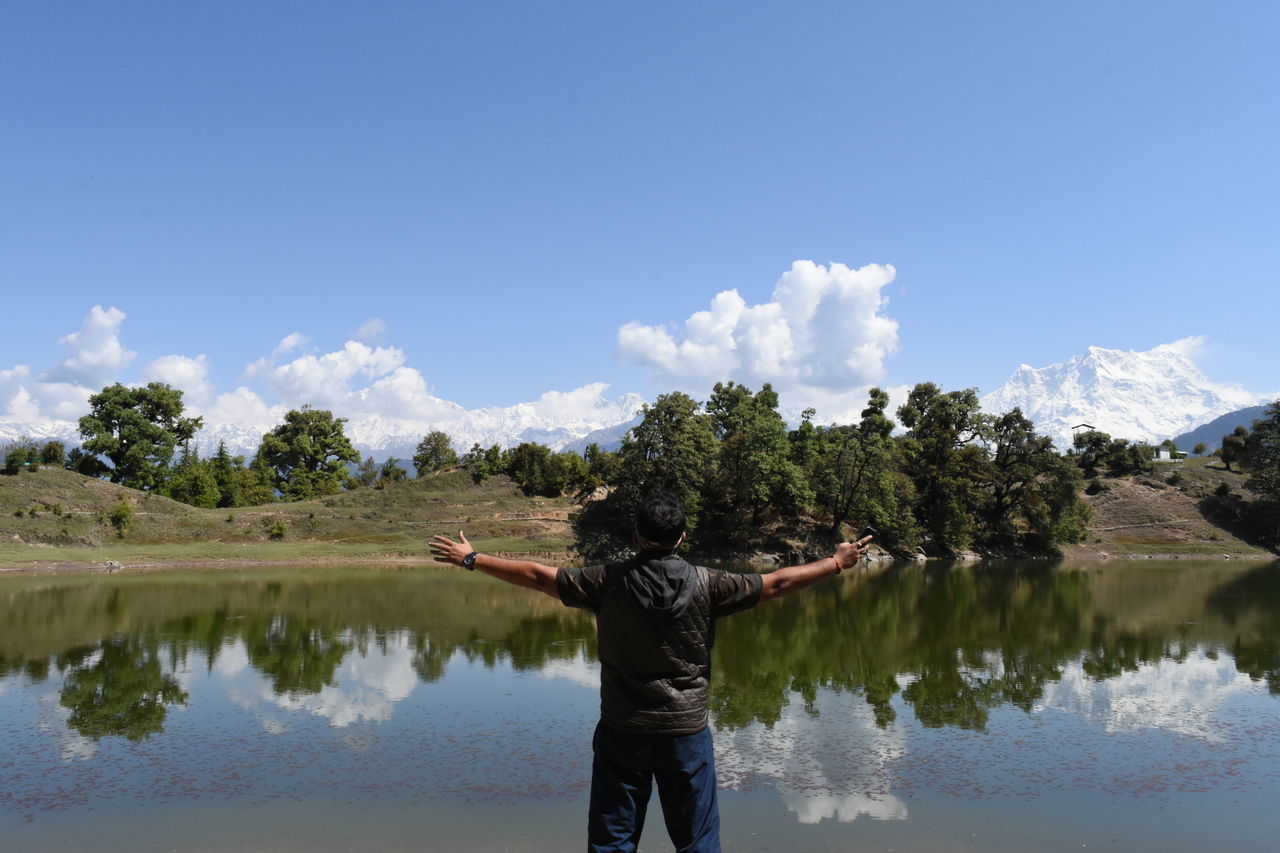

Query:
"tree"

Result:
[[811, 388, 914, 546], [209, 441, 244, 508], [1242, 401, 1280, 545], [379, 457, 408, 484], [706, 382, 809, 529], [413, 431, 459, 476], [978, 408, 1089, 552], [1222, 426, 1250, 472], [896, 383, 991, 554], [166, 443, 220, 508], [78, 383, 203, 491], [462, 443, 504, 483], [41, 440, 66, 466], [615, 392, 718, 533], [354, 456, 379, 488], [255, 407, 360, 500]]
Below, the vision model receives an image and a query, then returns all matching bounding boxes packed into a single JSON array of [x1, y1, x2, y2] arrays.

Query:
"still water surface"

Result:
[[2, 560, 1278, 851]]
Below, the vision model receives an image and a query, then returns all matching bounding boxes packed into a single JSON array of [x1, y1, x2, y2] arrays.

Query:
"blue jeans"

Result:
[[587, 721, 721, 853]]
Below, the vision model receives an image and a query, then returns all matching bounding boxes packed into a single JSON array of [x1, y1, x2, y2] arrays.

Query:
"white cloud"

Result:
[[264, 341, 407, 408], [274, 332, 308, 357], [353, 318, 387, 344], [618, 261, 899, 418], [142, 354, 214, 408], [41, 305, 137, 389]]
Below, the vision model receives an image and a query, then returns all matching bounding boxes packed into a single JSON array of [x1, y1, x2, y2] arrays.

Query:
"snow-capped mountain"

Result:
[[982, 339, 1263, 449], [0, 389, 648, 461]]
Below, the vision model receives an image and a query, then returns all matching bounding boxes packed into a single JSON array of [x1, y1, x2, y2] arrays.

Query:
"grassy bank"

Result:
[[0, 467, 578, 571], [1, 458, 1273, 573]]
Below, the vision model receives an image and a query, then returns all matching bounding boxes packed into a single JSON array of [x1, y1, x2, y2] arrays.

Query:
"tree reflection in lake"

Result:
[[57, 635, 188, 742], [1, 561, 1279, 850]]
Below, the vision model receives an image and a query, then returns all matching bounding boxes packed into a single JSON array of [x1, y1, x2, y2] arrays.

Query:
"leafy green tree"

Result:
[[379, 457, 408, 484], [504, 442, 578, 496], [979, 408, 1089, 552], [354, 455, 379, 488], [78, 382, 203, 491], [413, 430, 459, 476], [615, 392, 719, 533], [462, 443, 504, 483], [41, 440, 66, 466], [706, 382, 809, 529], [66, 446, 108, 477], [255, 407, 360, 500], [166, 443, 220, 508], [3, 442, 32, 474], [1222, 425, 1250, 472], [897, 383, 991, 554], [1243, 401, 1280, 546], [811, 388, 915, 547], [575, 442, 621, 496], [209, 441, 243, 508], [1193, 442, 1208, 456]]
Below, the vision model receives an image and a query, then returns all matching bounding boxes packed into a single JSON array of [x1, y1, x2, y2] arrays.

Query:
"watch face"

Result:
[[463, 552, 478, 569]]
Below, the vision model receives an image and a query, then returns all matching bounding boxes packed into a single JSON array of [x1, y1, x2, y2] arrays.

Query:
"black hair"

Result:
[[635, 492, 686, 545]]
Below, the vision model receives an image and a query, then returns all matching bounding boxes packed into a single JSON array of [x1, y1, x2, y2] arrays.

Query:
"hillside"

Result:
[[1, 459, 1274, 572], [0, 467, 579, 571], [1066, 456, 1273, 559]]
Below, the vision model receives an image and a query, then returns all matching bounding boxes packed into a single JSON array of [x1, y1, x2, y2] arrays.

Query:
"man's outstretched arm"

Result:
[[759, 535, 872, 602], [429, 531, 562, 600]]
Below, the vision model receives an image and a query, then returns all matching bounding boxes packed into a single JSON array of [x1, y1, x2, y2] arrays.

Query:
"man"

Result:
[[429, 492, 871, 853]]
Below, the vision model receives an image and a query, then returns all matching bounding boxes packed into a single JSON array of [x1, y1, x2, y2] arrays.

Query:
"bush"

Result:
[[41, 441, 66, 466], [267, 519, 287, 540], [109, 501, 134, 538], [1085, 478, 1109, 495], [1215, 482, 1232, 498]]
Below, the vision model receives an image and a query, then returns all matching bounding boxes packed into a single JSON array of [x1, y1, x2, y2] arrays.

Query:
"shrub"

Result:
[[109, 501, 134, 538], [268, 519, 287, 540], [1215, 482, 1232, 498]]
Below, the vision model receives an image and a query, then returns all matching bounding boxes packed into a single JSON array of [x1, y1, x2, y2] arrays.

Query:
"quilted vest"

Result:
[[596, 556, 716, 735]]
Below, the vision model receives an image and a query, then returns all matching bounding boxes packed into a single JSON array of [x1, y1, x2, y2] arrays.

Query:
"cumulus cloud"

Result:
[[41, 305, 137, 388], [142, 354, 215, 408], [618, 261, 899, 418], [265, 341, 407, 408]]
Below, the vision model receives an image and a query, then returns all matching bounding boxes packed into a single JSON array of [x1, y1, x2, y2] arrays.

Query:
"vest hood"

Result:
[[621, 553, 696, 619]]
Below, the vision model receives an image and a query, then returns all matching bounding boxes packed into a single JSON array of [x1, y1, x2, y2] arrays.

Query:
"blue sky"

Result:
[[2, 2, 1276, 432]]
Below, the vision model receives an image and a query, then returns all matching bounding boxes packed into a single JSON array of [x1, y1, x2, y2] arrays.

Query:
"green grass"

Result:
[[0, 467, 580, 569]]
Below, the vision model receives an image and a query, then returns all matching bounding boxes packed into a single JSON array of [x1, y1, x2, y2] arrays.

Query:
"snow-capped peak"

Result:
[[982, 340, 1262, 449]]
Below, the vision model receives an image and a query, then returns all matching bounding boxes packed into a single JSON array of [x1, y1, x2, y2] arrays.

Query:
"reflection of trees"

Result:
[[714, 565, 1101, 732], [1208, 561, 1280, 694], [4, 562, 1280, 741], [243, 616, 351, 696], [57, 637, 189, 741]]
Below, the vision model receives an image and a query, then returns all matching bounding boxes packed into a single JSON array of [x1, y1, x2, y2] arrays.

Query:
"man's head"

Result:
[[634, 492, 686, 551]]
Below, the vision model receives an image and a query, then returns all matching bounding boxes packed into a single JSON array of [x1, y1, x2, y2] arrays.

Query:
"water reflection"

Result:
[[1, 560, 1278, 840], [2, 562, 1278, 742]]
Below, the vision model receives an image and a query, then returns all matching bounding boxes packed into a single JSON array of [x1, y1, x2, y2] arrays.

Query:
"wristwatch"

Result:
[[462, 551, 479, 571]]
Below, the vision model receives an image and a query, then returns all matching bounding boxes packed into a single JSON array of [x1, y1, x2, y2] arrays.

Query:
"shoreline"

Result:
[[1, 545, 1272, 577]]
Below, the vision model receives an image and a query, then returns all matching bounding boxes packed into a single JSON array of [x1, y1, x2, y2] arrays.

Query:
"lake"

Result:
[[2, 559, 1278, 851]]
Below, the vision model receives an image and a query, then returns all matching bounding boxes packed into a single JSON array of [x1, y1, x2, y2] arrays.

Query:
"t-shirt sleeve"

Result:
[[557, 565, 607, 611], [707, 567, 764, 617]]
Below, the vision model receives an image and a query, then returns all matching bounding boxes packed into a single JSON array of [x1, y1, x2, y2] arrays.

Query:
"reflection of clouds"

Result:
[[1037, 648, 1258, 742], [715, 690, 909, 823], [34, 689, 99, 761], [225, 633, 420, 730], [537, 653, 600, 689]]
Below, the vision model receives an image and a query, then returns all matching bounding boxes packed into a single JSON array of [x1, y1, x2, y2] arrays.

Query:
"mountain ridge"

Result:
[[982, 340, 1262, 449]]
